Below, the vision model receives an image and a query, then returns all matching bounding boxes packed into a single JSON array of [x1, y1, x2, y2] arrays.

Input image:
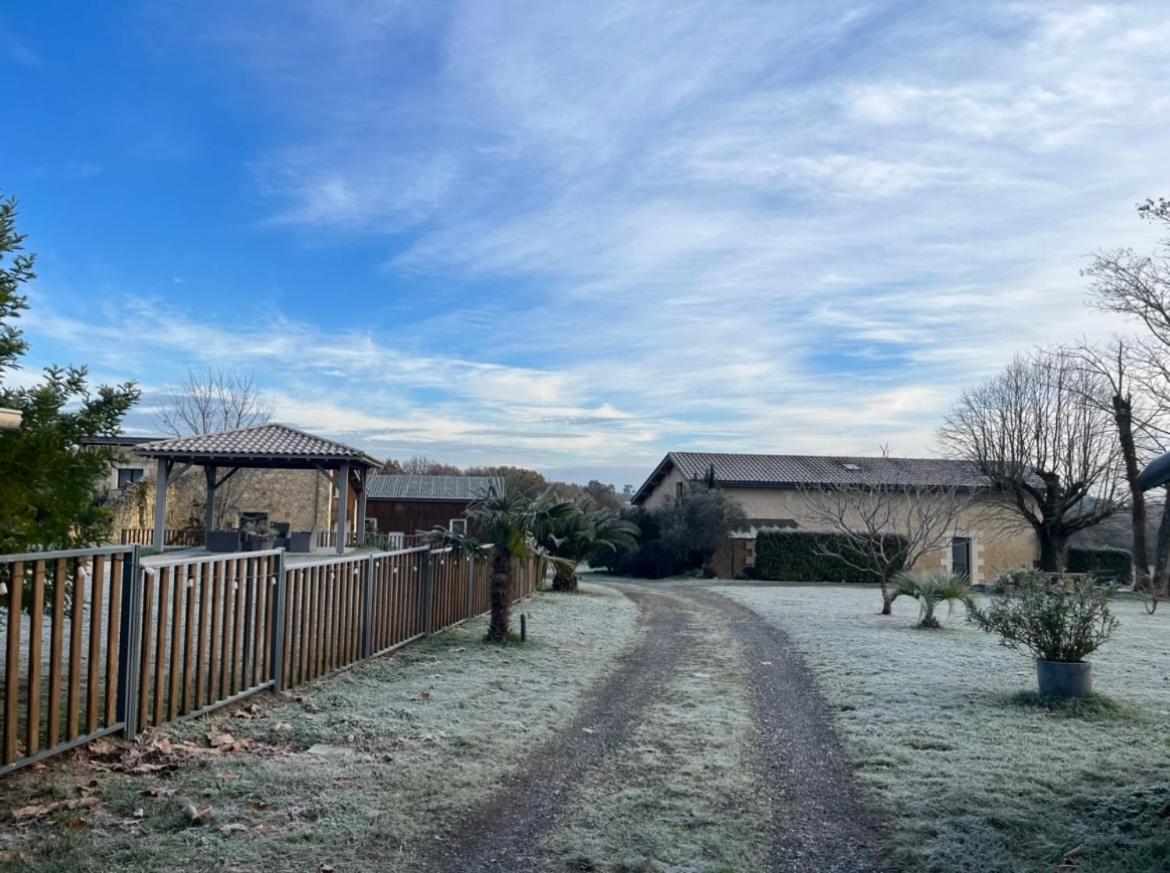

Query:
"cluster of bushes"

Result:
[[1066, 546, 1132, 584], [596, 485, 747, 578], [754, 530, 909, 584]]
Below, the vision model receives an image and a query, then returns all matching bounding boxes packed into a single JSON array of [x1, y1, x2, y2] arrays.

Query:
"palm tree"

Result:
[[426, 477, 572, 642], [542, 495, 639, 591]]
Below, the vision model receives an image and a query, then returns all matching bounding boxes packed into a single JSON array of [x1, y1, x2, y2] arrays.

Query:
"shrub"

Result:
[[605, 488, 747, 579], [1066, 546, 1133, 585], [754, 530, 908, 584], [989, 568, 1038, 594], [968, 570, 1118, 662], [896, 570, 971, 628]]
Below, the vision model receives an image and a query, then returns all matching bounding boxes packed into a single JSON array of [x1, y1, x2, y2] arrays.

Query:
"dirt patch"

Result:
[[681, 587, 890, 873], [421, 585, 698, 872]]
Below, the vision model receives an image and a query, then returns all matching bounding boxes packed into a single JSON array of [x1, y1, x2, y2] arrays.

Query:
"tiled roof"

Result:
[[632, 451, 987, 504], [366, 474, 499, 502], [136, 424, 380, 467]]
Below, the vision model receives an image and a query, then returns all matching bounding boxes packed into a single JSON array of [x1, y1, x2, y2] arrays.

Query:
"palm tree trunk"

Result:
[[486, 547, 513, 642], [551, 566, 578, 591]]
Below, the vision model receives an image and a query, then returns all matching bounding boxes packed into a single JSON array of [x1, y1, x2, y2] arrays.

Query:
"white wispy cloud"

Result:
[[20, 0, 1170, 484]]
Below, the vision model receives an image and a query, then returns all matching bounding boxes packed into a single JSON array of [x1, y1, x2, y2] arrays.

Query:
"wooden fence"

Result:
[[1, 544, 545, 776]]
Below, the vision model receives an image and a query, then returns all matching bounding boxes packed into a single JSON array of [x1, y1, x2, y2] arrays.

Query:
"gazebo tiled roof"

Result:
[[136, 423, 381, 468]]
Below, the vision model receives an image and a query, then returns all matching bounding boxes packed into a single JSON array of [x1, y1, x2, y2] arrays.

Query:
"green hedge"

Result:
[[1066, 546, 1132, 584], [755, 530, 908, 583]]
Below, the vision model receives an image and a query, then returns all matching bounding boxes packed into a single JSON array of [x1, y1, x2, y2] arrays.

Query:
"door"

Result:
[[951, 536, 971, 579]]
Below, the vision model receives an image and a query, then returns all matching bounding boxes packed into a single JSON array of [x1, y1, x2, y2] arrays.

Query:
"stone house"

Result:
[[631, 451, 1039, 583]]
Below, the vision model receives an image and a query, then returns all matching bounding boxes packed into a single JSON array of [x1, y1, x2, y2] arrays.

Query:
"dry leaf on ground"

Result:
[[12, 796, 100, 820]]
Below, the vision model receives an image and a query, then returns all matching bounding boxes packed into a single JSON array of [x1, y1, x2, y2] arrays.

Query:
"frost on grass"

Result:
[[722, 585, 1170, 873], [0, 585, 638, 873], [538, 596, 767, 873]]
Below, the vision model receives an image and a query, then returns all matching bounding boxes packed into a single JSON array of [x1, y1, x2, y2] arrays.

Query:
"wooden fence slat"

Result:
[[311, 566, 322, 680], [152, 566, 170, 727], [168, 566, 183, 721], [320, 566, 331, 674], [209, 561, 223, 706], [181, 568, 196, 715], [86, 556, 105, 734], [195, 562, 209, 709], [104, 554, 123, 727], [243, 558, 256, 688], [67, 558, 85, 741], [137, 567, 155, 730], [4, 562, 23, 764], [297, 569, 308, 683], [48, 559, 67, 747], [27, 562, 45, 755], [232, 559, 245, 695]]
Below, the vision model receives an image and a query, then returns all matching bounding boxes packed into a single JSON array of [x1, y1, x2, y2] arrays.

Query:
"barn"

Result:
[[364, 474, 498, 538]]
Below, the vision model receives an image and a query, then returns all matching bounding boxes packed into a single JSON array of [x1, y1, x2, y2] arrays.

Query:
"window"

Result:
[[449, 518, 468, 535], [676, 481, 684, 500], [117, 467, 144, 489], [951, 536, 972, 579], [841, 462, 861, 471]]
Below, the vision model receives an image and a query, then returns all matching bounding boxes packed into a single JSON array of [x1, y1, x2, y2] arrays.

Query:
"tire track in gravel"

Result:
[[680, 586, 890, 873], [424, 585, 699, 873]]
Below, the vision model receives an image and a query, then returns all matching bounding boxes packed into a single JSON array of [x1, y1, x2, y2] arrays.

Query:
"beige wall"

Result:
[[639, 470, 1038, 583]]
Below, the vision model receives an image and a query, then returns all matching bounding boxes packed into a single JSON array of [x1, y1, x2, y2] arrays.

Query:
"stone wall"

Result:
[[111, 467, 332, 534]]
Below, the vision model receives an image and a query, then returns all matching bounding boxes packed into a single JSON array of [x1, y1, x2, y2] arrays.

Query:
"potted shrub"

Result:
[[967, 570, 1118, 698], [895, 570, 971, 628], [241, 517, 275, 552]]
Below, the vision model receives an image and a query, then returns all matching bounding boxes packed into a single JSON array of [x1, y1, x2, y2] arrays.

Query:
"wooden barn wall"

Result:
[[365, 500, 474, 536]]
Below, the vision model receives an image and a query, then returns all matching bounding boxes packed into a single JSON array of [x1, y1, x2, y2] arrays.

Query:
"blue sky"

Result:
[[2, 2, 1169, 487]]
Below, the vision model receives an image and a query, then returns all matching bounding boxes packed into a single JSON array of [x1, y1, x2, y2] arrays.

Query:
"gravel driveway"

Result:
[[427, 581, 889, 872]]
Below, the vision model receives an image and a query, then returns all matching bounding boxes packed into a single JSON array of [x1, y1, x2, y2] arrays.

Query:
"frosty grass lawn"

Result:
[[0, 584, 638, 873], [538, 590, 768, 872], [722, 584, 1170, 873]]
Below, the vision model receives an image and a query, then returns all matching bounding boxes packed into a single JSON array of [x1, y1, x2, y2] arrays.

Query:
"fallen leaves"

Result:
[[142, 786, 180, 799], [233, 702, 263, 719], [12, 796, 99, 820]]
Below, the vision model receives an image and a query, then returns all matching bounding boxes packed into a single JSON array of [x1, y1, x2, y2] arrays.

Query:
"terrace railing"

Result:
[[0, 542, 546, 776], [119, 528, 205, 548]]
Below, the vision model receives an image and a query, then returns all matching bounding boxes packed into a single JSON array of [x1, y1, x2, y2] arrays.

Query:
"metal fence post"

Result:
[[270, 550, 288, 692], [117, 545, 143, 738], [362, 554, 375, 658], [421, 550, 433, 636]]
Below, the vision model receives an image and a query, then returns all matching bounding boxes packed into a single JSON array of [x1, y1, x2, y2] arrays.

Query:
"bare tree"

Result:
[[799, 482, 971, 615], [397, 455, 462, 476], [1085, 197, 1170, 603], [152, 369, 273, 527], [1067, 338, 1169, 590], [940, 350, 1122, 572]]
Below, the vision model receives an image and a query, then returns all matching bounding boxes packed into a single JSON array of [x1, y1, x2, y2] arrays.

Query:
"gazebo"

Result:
[[135, 423, 382, 554]]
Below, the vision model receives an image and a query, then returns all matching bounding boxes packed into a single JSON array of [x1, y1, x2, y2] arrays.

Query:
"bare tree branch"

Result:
[[151, 369, 273, 527], [939, 349, 1123, 572], [798, 481, 971, 615]]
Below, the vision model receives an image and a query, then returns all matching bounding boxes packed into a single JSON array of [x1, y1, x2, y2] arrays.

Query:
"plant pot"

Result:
[[1036, 659, 1092, 698]]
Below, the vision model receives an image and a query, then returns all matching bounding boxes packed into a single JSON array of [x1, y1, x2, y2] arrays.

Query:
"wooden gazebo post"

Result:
[[335, 462, 349, 555]]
